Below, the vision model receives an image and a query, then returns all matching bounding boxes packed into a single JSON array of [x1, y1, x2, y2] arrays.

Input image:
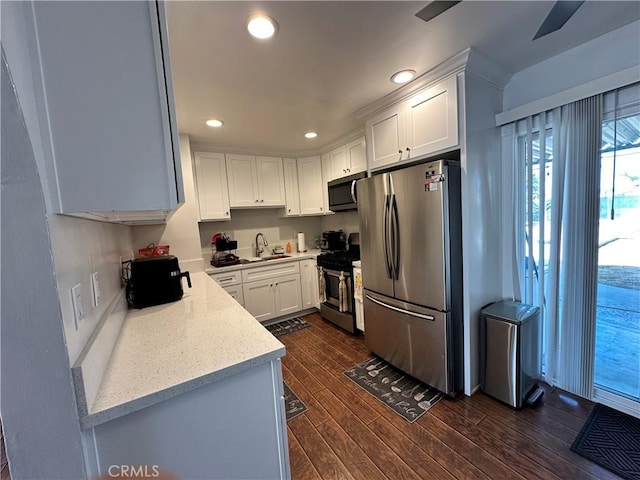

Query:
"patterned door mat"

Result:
[[283, 383, 307, 421], [265, 317, 310, 338], [344, 356, 443, 423], [571, 403, 640, 480]]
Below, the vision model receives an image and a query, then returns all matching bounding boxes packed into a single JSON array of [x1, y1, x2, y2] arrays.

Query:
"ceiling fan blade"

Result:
[[415, 1, 462, 23], [533, 0, 585, 40]]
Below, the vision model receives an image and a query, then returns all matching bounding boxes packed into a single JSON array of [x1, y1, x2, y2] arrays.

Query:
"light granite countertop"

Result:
[[79, 272, 285, 429], [205, 249, 322, 275]]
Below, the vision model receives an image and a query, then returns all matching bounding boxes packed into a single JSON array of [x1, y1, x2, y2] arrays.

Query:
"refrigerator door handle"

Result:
[[390, 193, 400, 280], [383, 194, 392, 278], [365, 294, 436, 321]]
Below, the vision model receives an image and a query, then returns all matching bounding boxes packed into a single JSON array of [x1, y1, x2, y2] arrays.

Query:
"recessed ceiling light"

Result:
[[247, 14, 278, 39], [391, 70, 416, 84], [205, 119, 223, 128], [304, 132, 318, 139]]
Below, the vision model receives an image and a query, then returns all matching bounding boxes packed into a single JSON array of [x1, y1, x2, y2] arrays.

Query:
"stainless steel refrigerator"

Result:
[[358, 159, 463, 396]]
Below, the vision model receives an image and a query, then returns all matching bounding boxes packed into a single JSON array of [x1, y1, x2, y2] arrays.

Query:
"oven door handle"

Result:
[[365, 294, 435, 321], [323, 269, 351, 279]]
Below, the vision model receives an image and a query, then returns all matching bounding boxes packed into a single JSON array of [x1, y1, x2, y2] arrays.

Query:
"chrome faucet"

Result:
[[255, 233, 268, 257]]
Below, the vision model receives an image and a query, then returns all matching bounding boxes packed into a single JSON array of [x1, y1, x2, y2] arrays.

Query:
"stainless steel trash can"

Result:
[[480, 301, 541, 409]]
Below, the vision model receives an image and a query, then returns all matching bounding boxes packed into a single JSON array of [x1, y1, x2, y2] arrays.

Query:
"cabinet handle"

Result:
[[255, 199, 259, 203], [347, 168, 350, 173], [275, 283, 279, 286], [398, 149, 402, 154], [260, 199, 264, 203], [225, 211, 229, 215], [320, 207, 323, 211], [288, 209, 291, 212]]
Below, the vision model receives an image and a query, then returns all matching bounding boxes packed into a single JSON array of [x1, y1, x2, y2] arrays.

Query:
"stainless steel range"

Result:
[[316, 233, 360, 334]]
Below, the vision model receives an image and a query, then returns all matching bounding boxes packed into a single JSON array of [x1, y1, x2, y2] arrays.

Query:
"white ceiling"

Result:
[[166, 1, 640, 155]]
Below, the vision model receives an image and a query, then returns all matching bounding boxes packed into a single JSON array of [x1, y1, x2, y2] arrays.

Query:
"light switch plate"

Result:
[[70, 284, 84, 329], [91, 272, 101, 307]]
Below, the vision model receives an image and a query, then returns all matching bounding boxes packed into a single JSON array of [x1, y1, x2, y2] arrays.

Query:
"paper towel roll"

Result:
[[297, 232, 306, 252]]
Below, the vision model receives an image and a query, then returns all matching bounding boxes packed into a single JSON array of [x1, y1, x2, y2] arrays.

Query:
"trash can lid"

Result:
[[481, 300, 540, 324]]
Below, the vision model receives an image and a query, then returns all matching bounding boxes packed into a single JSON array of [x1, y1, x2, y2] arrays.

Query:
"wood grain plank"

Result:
[[281, 351, 325, 394], [415, 412, 527, 480], [315, 388, 422, 480], [288, 414, 355, 480], [315, 419, 389, 480], [287, 426, 322, 480], [466, 393, 621, 480], [282, 364, 332, 427], [368, 416, 457, 480], [375, 406, 496, 480], [428, 402, 563, 480]]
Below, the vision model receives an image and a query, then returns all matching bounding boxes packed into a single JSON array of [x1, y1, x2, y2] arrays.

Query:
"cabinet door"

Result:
[[329, 147, 348, 180], [274, 274, 303, 317], [282, 158, 300, 216], [256, 157, 286, 206], [320, 154, 332, 215], [243, 279, 277, 322], [224, 285, 244, 306], [346, 137, 366, 174], [366, 105, 405, 170], [297, 157, 324, 215], [193, 152, 231, 221], [226, 154, 258, 207], [405, 75, 458, 159], [300, 259, 320, 309], [32, 1, 182, 215]]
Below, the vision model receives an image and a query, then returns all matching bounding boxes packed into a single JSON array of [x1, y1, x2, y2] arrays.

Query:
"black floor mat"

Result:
[[344, 356, 443, 423], [571, 403, 640, 480], [283, 383, 307, 421], [265, 317, 310, 337]]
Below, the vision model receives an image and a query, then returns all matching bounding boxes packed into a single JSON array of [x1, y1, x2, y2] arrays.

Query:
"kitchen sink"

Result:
[[262, 254, 291, 261], [239, 255, 291, 264]]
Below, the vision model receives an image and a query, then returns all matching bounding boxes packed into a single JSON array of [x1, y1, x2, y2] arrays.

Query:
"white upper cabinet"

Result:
[[326, 136, 367, 180], [256, 156, 286, 206], [32, 1, 183, 221], [226, 155, 285, 208], [365, 75, 459, 170], [297, 156, 325, 215], [283, 158, 301, 216], [226, 154, 259, 207], [365, 105, 406, 170], [193, 152, 230, 221], [404, 75, 458, 160], [345, 137, 367, 174]]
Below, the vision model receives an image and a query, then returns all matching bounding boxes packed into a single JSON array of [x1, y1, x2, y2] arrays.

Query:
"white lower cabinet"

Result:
[[243, 274, 302, 322], [300, 259, 320, 309], [223, 285, 244, 306], [82, 359, 289, 479]]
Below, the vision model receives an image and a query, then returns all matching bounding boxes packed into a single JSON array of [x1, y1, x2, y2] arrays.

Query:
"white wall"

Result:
[[131, 135, 204, 273], [503, 20, 640, 111], [48, 215, 132, 364], [320, 211, 360, 238]]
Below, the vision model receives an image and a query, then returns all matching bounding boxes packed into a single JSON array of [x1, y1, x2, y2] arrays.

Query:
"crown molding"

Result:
[[354, 47, 512, 121]]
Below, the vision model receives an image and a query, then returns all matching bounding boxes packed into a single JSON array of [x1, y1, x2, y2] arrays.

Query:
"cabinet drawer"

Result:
[[223, 285, 244, 306], [242, 262, 300, 283], [210, 270, 242, 286]]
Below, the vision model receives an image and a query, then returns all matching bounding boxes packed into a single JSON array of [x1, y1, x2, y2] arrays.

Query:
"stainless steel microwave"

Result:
[[328, 171, 366, 212]]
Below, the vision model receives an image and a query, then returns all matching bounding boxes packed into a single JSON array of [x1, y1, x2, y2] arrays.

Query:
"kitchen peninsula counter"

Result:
[[77, 271, 285, 429]]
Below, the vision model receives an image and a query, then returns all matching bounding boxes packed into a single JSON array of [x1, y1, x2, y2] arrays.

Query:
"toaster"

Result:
[[126, 255, 191, 309]]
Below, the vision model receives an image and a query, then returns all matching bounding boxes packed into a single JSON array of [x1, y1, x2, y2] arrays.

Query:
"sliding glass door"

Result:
[[593, 112, 640, 409]]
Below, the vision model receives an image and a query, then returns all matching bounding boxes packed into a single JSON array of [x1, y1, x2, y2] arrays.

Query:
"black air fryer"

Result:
[[126, 256, 191, 309]]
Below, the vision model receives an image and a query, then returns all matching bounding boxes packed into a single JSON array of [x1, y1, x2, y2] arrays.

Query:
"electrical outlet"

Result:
[[70, 284, 84, 329], [91, 272, 101, 307]]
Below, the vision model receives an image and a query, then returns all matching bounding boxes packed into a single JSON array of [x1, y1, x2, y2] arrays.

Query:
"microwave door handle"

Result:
[[350, 180, 357, 203]]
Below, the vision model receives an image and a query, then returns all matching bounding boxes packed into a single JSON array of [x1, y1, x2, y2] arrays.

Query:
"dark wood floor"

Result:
[[281, 313, 621, 480]]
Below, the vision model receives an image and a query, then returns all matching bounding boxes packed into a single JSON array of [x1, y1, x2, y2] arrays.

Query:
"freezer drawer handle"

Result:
[[365, 294, 435, 321]]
